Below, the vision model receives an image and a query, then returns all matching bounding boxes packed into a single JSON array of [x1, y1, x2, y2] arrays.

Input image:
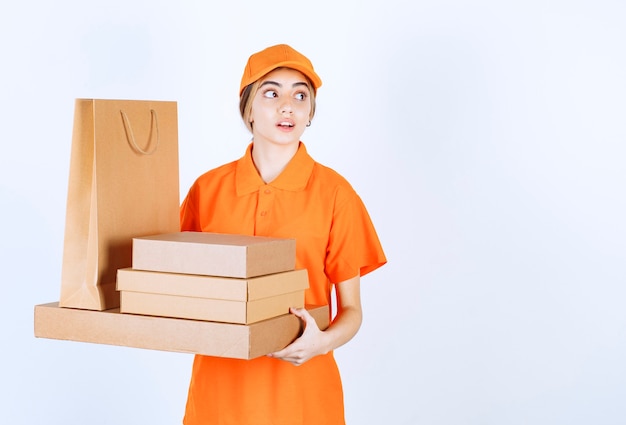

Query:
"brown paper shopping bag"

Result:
[[59, 99, 180, 311]]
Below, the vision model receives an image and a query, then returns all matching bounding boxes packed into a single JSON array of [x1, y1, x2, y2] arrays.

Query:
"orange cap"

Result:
[[239, 44, 322, 96]]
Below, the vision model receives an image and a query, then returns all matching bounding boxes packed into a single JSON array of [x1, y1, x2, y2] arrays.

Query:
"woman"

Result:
[[180, 44, 386, 425]]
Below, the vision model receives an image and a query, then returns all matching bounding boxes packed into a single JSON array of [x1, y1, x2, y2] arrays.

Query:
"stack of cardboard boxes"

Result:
[[34, 232, 330, 359], [118, 231, 308, 324]]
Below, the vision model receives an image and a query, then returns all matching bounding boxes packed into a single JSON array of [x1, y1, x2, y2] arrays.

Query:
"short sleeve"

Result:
[[325, 186, 387, 284]]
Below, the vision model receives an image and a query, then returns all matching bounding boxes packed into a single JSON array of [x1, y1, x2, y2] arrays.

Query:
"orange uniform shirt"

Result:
[[180, 142, 386, 425]]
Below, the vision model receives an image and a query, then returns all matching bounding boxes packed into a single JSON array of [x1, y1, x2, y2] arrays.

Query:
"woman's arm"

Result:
[[267, 274, 362, 366]]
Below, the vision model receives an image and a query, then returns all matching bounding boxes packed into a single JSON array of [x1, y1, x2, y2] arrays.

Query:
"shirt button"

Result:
[[264, 189, 272, 194], [260, 211, 267, 217]]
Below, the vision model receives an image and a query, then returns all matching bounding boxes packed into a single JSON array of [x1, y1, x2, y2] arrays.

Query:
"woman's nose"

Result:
[[280, 99, 293, 114]]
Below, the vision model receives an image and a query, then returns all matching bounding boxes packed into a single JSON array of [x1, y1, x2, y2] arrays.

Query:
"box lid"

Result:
[[117, 268, 308, 301], [132, 231, 296, 278]]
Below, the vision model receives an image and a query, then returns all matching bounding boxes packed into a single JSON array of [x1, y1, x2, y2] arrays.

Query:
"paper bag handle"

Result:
[[120, 109, 160, 155]]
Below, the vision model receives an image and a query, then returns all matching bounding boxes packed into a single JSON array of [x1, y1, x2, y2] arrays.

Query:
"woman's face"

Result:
[[249, 68, 313, 148]]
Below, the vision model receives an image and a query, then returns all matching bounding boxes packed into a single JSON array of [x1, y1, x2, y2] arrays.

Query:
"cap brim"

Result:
[[240, 61, 322, 95]]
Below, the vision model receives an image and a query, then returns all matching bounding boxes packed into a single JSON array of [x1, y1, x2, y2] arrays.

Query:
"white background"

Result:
[[2, 1, 625, 424]]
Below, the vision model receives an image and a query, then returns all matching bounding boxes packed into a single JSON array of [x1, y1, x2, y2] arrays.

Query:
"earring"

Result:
[[306, 121, 311, 127]]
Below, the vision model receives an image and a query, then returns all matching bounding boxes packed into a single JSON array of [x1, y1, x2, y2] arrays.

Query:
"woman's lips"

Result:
[[276, 119, 295, 131]]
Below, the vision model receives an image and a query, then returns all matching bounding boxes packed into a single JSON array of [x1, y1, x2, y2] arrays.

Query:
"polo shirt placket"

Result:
[[255, 185, 275, 236]]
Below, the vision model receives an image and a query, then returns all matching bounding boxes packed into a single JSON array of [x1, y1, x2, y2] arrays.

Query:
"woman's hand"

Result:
[[268, 274, 362, 366], [267, 307, 330, 366]]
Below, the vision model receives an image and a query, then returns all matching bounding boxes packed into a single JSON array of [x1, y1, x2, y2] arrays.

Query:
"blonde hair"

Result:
[[239, 68, 317, 133]]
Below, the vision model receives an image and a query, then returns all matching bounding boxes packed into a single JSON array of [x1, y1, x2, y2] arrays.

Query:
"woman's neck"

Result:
[[250, 140, 299, 183]]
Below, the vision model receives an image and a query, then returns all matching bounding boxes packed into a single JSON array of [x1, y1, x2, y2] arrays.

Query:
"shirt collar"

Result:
[[236, 142, 315, 195]]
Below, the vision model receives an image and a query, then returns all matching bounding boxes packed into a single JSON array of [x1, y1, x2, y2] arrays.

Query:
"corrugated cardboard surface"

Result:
[[120, 290, 305, 324], [132, 232, 296, 278], [34, 302, 329, 360], [116, 268, 309, 300]]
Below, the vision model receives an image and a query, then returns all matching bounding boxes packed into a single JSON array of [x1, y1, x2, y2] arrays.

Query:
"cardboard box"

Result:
[[120, 290, 305, 324], [117, 268, 308, 300], [132, 232, 296, 278], [117, 268, 308, 323], [34, 302, 329, 360]]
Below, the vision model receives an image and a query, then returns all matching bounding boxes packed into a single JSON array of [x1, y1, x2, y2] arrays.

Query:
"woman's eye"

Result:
[[295, 92, 307, 101], [263, 90, 278, 98]]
